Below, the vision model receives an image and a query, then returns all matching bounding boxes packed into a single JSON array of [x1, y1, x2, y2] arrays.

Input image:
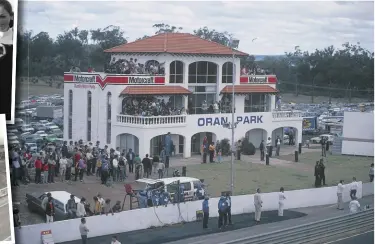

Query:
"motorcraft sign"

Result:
[[198, 115, 263, 126], [64, 73, 165, 89], [73, 75, 96, 83], [129, 76, 154, 84], [240, 75, 277, 84]]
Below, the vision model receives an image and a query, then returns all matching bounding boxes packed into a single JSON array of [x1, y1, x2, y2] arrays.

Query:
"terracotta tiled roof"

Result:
[[221, 85, 279, 94], [121, 86, 192, 95], [105, 33, 248, 56]]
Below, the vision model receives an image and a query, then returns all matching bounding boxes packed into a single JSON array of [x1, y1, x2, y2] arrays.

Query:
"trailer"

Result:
[[34, 106, 63, 120]]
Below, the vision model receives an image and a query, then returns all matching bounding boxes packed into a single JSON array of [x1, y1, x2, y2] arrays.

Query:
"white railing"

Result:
[[272, 110, 303, 119], [116, 115, 187, 125]]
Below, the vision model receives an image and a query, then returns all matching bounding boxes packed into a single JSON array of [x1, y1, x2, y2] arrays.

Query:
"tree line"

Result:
[[17, 23, 373, 100]]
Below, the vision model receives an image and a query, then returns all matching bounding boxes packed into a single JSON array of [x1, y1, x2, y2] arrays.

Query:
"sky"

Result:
[[19, 1, 374, 55]]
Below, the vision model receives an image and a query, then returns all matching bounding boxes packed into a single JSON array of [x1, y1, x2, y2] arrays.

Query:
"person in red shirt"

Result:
[[42, 163, 49, 184], [74, 149, 82, 181], [34, 157, 42, 184]]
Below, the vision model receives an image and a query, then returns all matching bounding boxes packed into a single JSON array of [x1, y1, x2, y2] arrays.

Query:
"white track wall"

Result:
[[16, 182, 364, 244]]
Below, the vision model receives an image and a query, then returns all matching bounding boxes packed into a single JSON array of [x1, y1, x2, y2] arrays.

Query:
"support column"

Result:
[[183, 136, 191, 158], [139, 137, 151, 158], [184, 95, 188, 111], [165, 61, 170, 84], [270, 94, 276, 112]]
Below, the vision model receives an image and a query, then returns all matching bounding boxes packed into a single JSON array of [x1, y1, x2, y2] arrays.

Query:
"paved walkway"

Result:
[[59, 195, 373, 244]]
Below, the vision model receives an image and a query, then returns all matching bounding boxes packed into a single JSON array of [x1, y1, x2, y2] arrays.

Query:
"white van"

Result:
[[136, 177, 205, 201]]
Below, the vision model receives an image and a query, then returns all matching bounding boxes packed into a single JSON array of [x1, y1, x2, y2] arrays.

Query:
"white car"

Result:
[[7, 135, 18, 141], [136, 177, 205, 201], [310, 134, 335, 144], [21, 125, 34, 133], [34, 131, 48, 138], [25, 143, 38, 152]]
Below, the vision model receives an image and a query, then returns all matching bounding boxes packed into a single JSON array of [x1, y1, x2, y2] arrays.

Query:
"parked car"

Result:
[[136, 177, 205, 202], [51, 128, 63, 138], [21, 125, 34, 133], [26, 191, 80, 221], [25, 142, 38, 152], [310, 134, 335, 145]]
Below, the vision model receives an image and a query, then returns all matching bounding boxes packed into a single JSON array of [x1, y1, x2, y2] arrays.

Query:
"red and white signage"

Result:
[[64, 73, 166, 89], [240, 75, 277, 84], [41, 230, 54, 244]]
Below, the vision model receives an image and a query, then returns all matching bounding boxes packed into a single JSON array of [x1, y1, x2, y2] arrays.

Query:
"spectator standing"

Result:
[[77, 198, 86, 217], [314, 161, 321, 187], [226, 192, 232, 225], [126, 149, 135, 173], [34, 156, 42, 184], [275, 136, 281, 156], [118, 153, 127, 181], [202, 196, 209, 229], [79, 218, 89, 244], [254, 188, 263, 223], [42, 163, 49, 184], [157, 160, 165, 179], [142, 154, 152, 178], [337, 180, 344, 210], [278, 187, 286, 216], [350, 177, 358, 199], [59, 155, 68, 182], [45, 197, 55, 223], [112, 155, 119, 182], [259, 140, 265, 161], [217, 149, 222, 163], [209, 142, 215, 163], [217, 195, 228, 229], [319, 160, 326, 186]]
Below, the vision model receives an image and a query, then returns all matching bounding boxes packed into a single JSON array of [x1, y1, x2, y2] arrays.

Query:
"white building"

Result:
[[63, 33, 303, 158]]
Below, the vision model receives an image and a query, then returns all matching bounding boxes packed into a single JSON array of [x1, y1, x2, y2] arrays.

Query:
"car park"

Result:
[[26, 191, 81, 221]]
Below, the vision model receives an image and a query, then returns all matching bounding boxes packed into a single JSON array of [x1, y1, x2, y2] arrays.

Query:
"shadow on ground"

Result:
[[61, 210, 307, 244]]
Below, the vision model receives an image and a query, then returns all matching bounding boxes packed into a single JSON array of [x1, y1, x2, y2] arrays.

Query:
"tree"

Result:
[[193, 26, 233, 47], [152, 23, 183, 34]]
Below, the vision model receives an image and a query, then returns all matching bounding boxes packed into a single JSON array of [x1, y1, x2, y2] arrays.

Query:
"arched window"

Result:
[[222, 62, 234, 83], [106, 92, 112, 144], [188, 61, 217, 84], [169, 61, 184, 83], [87, 91, 92, 142], [68, 90, 73, 139]]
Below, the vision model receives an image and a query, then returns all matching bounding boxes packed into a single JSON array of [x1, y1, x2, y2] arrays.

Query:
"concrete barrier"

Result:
[[362, 182, 374, 196], [15, 182, 363, 244]]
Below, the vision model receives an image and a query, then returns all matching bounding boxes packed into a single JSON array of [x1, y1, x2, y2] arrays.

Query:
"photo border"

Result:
[[0, 114, 15, 243], [6, 0, 19, 124]]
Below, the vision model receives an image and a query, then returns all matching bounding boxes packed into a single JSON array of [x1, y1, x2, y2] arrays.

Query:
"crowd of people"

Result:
[[241, 64, 274, 76], [105, 58, 165, 75], [121, 96, 186, 116]]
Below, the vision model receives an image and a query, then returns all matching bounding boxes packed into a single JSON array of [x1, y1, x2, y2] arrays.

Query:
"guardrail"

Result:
[[272, 110, 303, 119], [0, 187, 7, 197], [116, 114, 187, 126], [221, 209, 374, 244]]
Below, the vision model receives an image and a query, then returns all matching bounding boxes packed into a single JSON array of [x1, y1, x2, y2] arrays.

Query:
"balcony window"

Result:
[[169, 61, 184, 83], [188, 61, 218, 84], [222, 62, 234, 83], [244, 94, 267, 112]]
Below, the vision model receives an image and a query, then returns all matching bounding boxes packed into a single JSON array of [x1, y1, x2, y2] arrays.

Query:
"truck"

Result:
[[34, 106, 63, 120]]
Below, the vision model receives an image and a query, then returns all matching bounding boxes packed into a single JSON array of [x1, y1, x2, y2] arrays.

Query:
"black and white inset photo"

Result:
[[0, 0, 18, 123]]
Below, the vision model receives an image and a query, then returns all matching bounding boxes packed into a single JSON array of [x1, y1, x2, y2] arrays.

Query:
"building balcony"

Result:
[[116, 114, 187, 127]]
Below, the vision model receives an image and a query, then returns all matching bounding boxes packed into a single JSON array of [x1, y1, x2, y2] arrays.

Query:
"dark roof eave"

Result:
[[104, 51, 248, 57]]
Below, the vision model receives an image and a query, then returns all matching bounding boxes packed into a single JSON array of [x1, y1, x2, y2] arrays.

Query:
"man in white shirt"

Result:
[[59, 155, 68, 182], [112, 155, 119, 182], [350, 177, 358, 200], [275, 136, 281, 156], [278, 187, 286, 216], [337, 180, 344, 210], [76, 198, 86, 217], [349, 197, 361, 213], [266, 137, 272, 157], [254, 188, 263, 223]]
